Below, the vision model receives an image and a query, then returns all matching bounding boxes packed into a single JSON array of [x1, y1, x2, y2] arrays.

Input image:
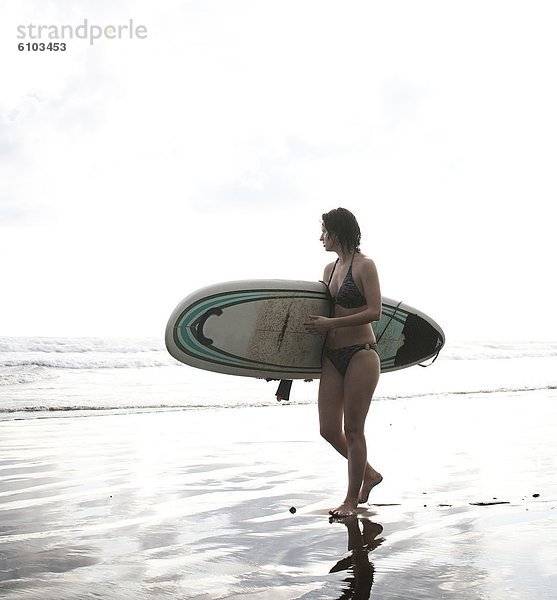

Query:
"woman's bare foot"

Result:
[[329, 500, 358, 518], [359, 469, 383, 504]]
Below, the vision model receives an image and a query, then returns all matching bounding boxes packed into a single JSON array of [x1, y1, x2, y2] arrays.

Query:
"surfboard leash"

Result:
[[418, 349, 441, 367]]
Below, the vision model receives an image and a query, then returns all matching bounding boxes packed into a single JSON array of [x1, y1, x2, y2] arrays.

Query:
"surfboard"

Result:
[[165, 280, 445, 379]]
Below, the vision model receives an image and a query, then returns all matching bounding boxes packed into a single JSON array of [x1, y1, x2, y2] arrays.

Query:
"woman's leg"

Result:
[[330, 349, 380, 517], [319, 354, 381, 512], [318, 356, 346, 452]]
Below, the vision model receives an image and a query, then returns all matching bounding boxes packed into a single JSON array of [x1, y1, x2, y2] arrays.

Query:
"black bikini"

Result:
[[328, 254, 367, 309], [324, 343, 379, 376], [324, 254, 379, 376]]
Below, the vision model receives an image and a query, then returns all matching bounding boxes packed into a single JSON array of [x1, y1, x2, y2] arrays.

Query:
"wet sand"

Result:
[[1, 391, 556, 599]]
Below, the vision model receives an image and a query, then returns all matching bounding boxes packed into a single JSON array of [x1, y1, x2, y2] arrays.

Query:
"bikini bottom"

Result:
[[323, 343, 379, 377]]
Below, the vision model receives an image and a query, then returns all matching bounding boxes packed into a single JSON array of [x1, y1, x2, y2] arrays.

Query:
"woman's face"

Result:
[[320, 224, 336, 251]]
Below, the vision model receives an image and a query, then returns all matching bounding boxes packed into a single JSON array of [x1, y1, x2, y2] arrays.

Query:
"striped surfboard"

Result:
[[165, 280, 445, 379]]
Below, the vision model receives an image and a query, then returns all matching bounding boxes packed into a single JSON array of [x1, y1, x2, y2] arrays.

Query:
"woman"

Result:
[[305, 208, 382, 518]]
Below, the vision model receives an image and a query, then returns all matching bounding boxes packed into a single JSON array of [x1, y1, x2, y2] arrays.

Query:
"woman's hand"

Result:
[[304, 315, 333, 335]]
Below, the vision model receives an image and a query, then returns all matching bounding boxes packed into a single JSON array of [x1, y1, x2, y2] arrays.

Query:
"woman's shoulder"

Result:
[[323, 260, 337, 279], [354, 252, 375, 265], [354, 253, 378, 275]]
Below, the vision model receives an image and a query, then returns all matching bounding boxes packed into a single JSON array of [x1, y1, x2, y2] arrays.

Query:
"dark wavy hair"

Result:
[[322, 207, 361, 253]]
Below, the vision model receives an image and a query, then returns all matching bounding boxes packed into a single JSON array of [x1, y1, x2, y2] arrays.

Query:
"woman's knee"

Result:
[[344, 424, 365, 444]]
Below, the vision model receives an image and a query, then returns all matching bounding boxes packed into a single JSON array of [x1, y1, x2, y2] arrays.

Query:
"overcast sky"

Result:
[[1, 0, 556, 341]]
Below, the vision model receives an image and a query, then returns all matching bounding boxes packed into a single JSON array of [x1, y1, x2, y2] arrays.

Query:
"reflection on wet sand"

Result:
[[329, 517, 385, 599], [2, 397, 556, 599]]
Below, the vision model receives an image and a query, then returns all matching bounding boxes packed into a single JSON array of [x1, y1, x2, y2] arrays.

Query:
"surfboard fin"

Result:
[[275, 379, 293, 402]]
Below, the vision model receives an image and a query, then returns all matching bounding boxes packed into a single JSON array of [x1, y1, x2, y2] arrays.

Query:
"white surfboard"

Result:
[[165, 280, 445, 379]]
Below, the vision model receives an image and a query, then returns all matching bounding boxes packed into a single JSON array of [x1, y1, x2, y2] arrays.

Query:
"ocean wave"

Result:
[[1, 338, 556, 385], [0, 399, 316, 417], [0, 365, 59, 386], [0, 337, 164, 354], [0, 337, 177, 370], [442, 341, 557, 360], [379, 383, 557, 402], [1, 384, 554, 417], [2, 337, 556, 363], [0, 356, 176, 370]]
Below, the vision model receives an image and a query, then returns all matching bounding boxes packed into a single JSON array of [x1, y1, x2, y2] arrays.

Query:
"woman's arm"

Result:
[[322, 261, 335, 284]]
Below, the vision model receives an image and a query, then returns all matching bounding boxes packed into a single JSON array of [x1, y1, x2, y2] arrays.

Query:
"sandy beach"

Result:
[[1, 391, 556, 599]]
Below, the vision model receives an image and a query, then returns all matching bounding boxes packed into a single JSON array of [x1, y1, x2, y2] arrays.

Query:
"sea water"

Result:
[[0, 337, 556, 420]]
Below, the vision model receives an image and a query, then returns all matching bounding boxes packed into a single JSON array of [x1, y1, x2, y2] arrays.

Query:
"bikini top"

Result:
[[327, 254, 367, 309]]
